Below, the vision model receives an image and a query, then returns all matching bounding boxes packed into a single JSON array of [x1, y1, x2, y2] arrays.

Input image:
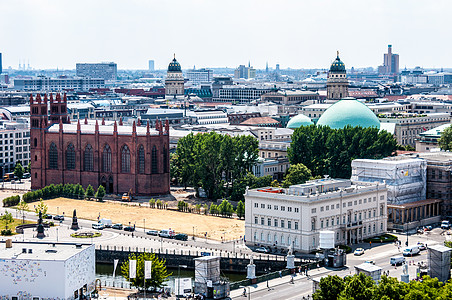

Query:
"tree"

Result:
[[14, 162, 24, 182], [1, 210, 13, 230], [439, 125, 452, 151], [35, 199, 48, 217], [313, 275, 344, 300], [236, 200, 245, 219], [95, 185, 106, 201], [17, 200, 29, 224], [149, 198, 156, 208], [26, 161, 31, 173], [339, 273, 375, 300], [218, 199, 234, 217], [121, 252, 171, 291], [282, 163, 312, 188], [85, 184, 95, 200]]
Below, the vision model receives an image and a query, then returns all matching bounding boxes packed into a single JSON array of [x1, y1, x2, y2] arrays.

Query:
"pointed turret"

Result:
[[102, 117, 105, 125], [95, 119, 99, 132], [119, 117, 123, 126], [77, 119, 81, 132], [84, 117, 88, 125], [137, 118, 141, 126]]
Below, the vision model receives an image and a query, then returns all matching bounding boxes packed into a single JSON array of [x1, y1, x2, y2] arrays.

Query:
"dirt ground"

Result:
[[42, 197, 244, 240]]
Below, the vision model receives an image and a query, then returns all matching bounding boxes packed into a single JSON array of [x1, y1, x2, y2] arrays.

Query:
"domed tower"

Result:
[[327, 52, 349, 100], [165, 54, 184, 97]]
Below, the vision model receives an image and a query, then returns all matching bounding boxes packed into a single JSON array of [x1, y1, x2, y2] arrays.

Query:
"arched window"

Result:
[[84, 144, 93, 171], [163, 146, 168, 173], [121, 145, 131, 173], [151, 146, 158, 174], [49, 142, 58, 169], [138, 145, 145, 174], [102, 144, 111, 172], [34, 138, 37, 148], [66, 143, 75, 170]]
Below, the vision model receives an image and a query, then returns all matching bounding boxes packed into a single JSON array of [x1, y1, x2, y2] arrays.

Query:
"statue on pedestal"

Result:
[[36, 210, 45, 238], [71, 209, 79, 230]]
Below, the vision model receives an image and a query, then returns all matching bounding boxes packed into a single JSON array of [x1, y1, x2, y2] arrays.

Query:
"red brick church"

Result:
[[30, 93, 170, 195]]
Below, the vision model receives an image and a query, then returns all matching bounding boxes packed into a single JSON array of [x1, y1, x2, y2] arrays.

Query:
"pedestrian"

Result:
[[279, 270, 282, 278]]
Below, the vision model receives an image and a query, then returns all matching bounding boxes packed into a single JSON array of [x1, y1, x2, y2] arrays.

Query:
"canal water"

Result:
[[96, 263, 246, 289]]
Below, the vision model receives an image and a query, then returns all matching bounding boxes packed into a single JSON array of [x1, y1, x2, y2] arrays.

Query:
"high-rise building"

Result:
[[165, 55, 184, 97], [326, 52, 349, 100], [186, 68, 213, 85], [76, 62, 117, 80], [378, 45, 399, 75], [234, 65, 256, 79], [148, 60, 155, 72]]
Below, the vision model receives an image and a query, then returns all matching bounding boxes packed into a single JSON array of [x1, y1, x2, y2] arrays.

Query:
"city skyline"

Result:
[[1, 0, 451, 70]]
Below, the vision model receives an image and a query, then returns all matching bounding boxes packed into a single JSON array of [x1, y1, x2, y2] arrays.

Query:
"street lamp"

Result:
[[239, 285, 251, 300], [192, 226, 195, 240], [144, 219, 146, 233]]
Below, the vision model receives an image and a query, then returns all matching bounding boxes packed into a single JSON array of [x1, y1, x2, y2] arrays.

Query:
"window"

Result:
[[343, 203, 346, 208], [138, 145, 145, 174], [295, 222, 298, 230], [295, 207, 299, 213], [348, 202, 352, 207], [331, 205, 334, 210], [163, 146, 168, 173], [311, 208, 316, 213], [151, 146, 158, 174], [281, 220, 285, 228], [373, 224, 376, 232], [281, 206, 285, 211], [254, 217, 258, 224], [274, 219, 278, 227], [261, 217, 264, 225], [268, 218, 271, 226], [326, 206, 329, 211], [288, 221, 291, 229], [267, 204, 271, 209], [373, 210, 376, 217], [359, 199, 362, 204], [380, 195, 384, 200], [320, 206, 324, 212], [321, 220, 324, 228], [84, 144, 93, 171], [311, 220, 315, 230], [326, 219, 329, 227], [288, 207, 292, 212], [102, 144, 112, 172], [354, 200, 357, 205], [254, 203, 258, 208], [261, 204, 265, 209], [274, 205, 278, 210], [49, 142, 58, 169], [380, 223, 383, 231], [359, 213, 362, 220]]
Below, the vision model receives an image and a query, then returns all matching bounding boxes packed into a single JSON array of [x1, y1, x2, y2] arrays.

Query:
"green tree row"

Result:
[[313, 273, 452, 300], [288, 125, 397, 179], [173, 132, 259, 200]]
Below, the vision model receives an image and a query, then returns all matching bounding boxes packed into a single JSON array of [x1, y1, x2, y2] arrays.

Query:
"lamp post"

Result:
[[239, 285, 250, 300], [144, 218, 146, 233], [192, 226, 195, 240]]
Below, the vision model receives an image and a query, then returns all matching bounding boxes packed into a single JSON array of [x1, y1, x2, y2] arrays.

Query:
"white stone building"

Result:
[[0, 242, 95, 299], [244, 178, 387, 253], [0, 121, 30, 173]]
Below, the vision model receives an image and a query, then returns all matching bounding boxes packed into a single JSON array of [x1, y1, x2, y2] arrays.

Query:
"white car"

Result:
[[92, 223, 104, 230], [255, 247, 269, 253], [354, 248, 365, 256]]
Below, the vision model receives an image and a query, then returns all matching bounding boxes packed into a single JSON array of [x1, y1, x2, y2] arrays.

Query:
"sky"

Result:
[[1, 0, 451, 70]]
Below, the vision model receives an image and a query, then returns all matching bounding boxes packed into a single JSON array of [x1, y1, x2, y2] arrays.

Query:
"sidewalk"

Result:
[[229, 266, 330, 298]]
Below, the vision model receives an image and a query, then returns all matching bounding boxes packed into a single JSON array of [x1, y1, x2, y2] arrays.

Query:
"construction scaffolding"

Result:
[[428, 244, 452, 282], [194, 256, 230, 299], [351, 156, 426, 205]]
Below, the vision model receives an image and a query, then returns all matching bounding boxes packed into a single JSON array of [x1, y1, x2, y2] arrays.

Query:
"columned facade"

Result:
[[388, 199, 442, 231]]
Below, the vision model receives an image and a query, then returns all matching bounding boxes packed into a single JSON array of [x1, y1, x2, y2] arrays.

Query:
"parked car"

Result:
[[121, 193, 131, 202], [124, 226, 135, 232], [403, 246, 420, 257], [441, 220, 450, 230], [100, 218, 112, 228], [390, 256, 406, 266], [364, 260, 375, 265], [255, 247, 269, 253], [92, 223, 105, 230], [146, 230, 159, 236], [53, 215, 64, 221], [112, 223, 123, 230], [175, 233, 188, 241], [159, 229, 176, 238], [354, 248, 365, 256], [417, 242, 427, 250], [44, 214, 53, 219]]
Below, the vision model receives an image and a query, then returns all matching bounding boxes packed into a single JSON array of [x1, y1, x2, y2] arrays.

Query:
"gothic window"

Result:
[[138, 145, 145, 174], [151, 145, 158, 174], [66, 143, 75, 170], [163, 146, 168, 173], [84, 144, 94, 171], [34, 138, 37, 147], [121, 145, 131, 173], [49, 142, 58, 169], [102, 144, 112, 172]]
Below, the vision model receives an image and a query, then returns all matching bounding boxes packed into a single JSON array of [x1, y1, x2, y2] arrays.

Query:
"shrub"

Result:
[[1, 229, 13, 236], [2, 195, 20, 207]]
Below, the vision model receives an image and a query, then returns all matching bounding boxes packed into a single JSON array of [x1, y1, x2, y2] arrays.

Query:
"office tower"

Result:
[[378, 45, 399, 75], [149, 60, 155, 72], [186, 68, 213, 85], [76, 62, 117, 80]]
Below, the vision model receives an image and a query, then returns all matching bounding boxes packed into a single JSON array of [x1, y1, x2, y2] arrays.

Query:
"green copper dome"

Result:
[[329, 53, 346, 73], [316, 98, 380, 129], [286, 114, 313, 129], [168, 56, 181, 72]]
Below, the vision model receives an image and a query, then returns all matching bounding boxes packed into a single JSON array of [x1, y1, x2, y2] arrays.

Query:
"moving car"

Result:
[[255, 247, 270, 253], [159, 229, 176, 238], [53, 215, 64, 221], [354, 248, 365, 256], [390, 256, 406, 266], [124, 226, 135, 232], [146, 230, 159, 236], [175, 233, 188, 241], [100, 218, 112, 228], [403, 246, 420, 257], [417, 242, 427, 250], [441, 220, 450, 230], [112, 223, 123, 230], [23, 173, 31, 179], [364, 260, 375, 265], [121, 193, 131, 202], [44, 214, 53, 219], [92, 223, 105, 230]]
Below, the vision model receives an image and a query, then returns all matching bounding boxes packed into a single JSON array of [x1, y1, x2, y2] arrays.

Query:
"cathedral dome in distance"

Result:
[[329, 52, 346, 73], [286, 114, 314, 129], [168, 54, 181, 72]]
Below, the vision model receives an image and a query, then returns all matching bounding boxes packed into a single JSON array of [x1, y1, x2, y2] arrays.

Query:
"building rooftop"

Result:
[[240, 117, 279, 126], [0, 242, 93, 261], [47, 122, 160, 136]]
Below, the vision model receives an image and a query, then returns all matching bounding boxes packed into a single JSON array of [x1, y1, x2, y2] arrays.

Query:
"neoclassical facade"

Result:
[[326, 52, 349, 100], [165, 55, 184, 97], [30, 94, 170, 195]]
